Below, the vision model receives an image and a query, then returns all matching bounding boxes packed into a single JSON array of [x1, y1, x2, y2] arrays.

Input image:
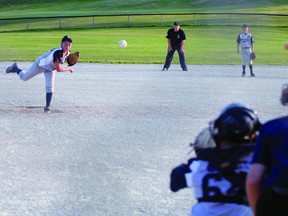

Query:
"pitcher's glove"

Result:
[[67, 52, 80, 66], [189, 128, 216, 156], [250, 52, 256, 60]]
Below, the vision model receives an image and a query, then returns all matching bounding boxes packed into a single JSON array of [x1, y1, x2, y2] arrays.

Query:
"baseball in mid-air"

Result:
[[119, 40, 127, 48], [285, 43, 288, 50]]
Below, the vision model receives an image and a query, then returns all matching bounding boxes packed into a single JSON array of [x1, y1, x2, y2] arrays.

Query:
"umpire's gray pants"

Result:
[[19, 59, 56, 93]]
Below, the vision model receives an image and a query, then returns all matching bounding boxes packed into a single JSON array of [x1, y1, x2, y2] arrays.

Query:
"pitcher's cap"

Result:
[[174, 21, 180, 26], [62, 35, 73, 43]]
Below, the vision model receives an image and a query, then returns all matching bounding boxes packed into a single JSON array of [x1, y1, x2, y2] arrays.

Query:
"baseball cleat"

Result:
[[183, 68, 188, 71], [162, 67, 168, 71], [250, 72, 255, 77], [44, 106, 51, 113], [6, 63, 19, 73], [242, 72, 246, 77]]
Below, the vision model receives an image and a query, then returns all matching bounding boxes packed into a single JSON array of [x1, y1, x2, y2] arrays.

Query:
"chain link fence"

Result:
[[0, 13, 287, 32]]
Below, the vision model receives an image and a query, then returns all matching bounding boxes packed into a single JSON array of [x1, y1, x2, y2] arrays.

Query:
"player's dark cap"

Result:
[[174, 21, 180, 26], [62, 35, 73, 43], [280, 84, 288, 106], [242, 24, 248, 28]]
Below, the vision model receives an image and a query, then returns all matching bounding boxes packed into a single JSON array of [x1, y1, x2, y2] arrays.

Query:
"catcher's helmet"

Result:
[[210, 103, 261, 144]]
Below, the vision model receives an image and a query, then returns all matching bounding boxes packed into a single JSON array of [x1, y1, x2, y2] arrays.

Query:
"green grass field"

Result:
[[1, 26, 288, 65], [1, 0, 288, 65]]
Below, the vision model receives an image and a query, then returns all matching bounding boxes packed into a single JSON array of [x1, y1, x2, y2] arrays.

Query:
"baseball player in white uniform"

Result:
[[237, 24, 255, 77], [6, 35, 74, 113]]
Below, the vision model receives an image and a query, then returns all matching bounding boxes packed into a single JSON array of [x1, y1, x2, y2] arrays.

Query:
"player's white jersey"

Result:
[[170, 146, 254, 216], [185, 153, 252, 200], [237, 33, 254, 48], [170, 146, 254, 203], [38, 46, 70, 72]]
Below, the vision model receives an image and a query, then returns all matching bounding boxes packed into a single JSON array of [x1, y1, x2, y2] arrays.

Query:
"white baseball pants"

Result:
[[19, 59, 56, 93]]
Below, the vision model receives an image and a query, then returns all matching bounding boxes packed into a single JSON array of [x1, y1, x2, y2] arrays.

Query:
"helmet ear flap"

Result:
[[210, 112, 234, 143]]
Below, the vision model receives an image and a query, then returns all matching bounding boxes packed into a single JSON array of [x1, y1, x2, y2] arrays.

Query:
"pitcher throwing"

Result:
[[6, 35, 76, 113]]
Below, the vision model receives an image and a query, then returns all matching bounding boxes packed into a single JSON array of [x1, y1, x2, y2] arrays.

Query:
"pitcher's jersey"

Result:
[[170, 146, 254, 204], [37, 46, 70, 71], [237, 33, 254, 48]]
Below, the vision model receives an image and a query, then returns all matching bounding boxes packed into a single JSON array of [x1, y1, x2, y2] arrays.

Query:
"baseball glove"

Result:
[[67, 52, 80, 66], [189, 127, 216, 156], [250, 52, 256, 60]]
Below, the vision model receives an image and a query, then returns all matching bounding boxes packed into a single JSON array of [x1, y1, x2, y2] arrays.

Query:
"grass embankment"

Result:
[[0, 0, 288, 18]]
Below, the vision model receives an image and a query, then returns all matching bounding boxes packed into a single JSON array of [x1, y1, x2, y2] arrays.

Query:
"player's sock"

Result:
[[46, 92, 53, 108], [242, 65, 246, 74], [249, 65, 255, 76], [16, 68, 22, 75]]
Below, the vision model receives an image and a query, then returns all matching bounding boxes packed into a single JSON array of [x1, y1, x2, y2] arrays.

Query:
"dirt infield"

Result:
[[1, 62, 288, 215]]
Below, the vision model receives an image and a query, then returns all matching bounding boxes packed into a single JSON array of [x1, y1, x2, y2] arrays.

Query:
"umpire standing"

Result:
[[162, 21, 188, 71]]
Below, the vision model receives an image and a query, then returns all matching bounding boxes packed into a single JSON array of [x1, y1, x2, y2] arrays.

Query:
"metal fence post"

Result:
[[229, 14, 231, 25], [59, 17, 62, 29], [26, 19, 29, 30], [261, 14, 263, 26]]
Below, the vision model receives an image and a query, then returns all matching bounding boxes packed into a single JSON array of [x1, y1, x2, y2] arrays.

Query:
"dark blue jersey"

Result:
[[252, 116, 288, 188], [166, 28, 186, 47]]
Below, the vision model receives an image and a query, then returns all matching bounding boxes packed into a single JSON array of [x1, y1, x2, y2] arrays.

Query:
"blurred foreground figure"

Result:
[[246, 84, 288, 216], [170, 103, 261, 216]]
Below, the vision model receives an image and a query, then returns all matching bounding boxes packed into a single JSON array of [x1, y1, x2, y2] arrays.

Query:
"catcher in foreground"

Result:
[[170, 103, 262, 216], [6, 35, 77, 113]]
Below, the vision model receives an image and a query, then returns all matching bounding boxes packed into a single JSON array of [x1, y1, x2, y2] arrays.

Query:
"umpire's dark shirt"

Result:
[[166, 28, 186, 47]]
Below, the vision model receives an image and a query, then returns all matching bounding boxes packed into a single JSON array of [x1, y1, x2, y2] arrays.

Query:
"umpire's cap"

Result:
[[242, 24, 248, 28], [62, 35, 73, 43], [174, 21, 180, 26]]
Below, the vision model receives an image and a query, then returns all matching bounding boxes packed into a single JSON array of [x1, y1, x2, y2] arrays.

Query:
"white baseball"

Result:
[[119, 40, 127, 48]]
